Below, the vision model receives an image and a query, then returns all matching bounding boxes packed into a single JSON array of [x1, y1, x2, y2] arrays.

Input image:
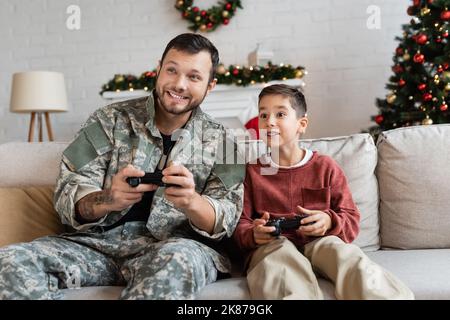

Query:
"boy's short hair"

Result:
[[160, 33, 219, 83], [258, 84, 307, 118]]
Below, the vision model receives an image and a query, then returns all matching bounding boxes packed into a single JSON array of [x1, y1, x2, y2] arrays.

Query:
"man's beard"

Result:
[[155, 81, 208, 116]]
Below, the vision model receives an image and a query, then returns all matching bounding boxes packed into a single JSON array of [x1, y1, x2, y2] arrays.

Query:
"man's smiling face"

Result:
[[155, 48, 215, 115]]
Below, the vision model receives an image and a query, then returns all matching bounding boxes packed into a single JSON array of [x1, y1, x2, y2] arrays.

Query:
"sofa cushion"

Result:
[[0, 186, 65, 247], [367, 249, 450, 300], [62, 249, 450, 300], [61, 277, 337, 300], [299, 134, 379, 251], [377, 124, 450, 249], [0, 142, 67, 187]]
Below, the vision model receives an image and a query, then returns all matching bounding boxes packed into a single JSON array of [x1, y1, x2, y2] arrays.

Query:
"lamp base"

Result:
[[28, 112, 54, 142]]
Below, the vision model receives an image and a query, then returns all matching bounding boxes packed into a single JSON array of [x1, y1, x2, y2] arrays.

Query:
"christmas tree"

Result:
[[369, 0, 450, 136]]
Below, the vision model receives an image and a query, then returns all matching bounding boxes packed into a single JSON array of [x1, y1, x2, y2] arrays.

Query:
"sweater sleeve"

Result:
[[323, 163, 360, 243], [233, 165, 258, 251]]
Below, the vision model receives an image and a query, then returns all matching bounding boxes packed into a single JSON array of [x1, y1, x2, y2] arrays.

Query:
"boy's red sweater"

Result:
[[233, 151, 360, 252]]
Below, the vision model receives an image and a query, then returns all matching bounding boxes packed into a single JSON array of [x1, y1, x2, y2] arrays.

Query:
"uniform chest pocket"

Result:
[[301, 187, 331, 211]]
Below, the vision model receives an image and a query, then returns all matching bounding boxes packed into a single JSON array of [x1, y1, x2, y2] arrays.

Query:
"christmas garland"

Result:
[[100, 62, 306, 94], [174, 0, 242, 32]]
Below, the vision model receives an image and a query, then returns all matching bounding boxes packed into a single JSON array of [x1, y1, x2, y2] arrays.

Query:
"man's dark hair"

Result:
[[160, 33, 219, 82], [258, 84, 307, 118]]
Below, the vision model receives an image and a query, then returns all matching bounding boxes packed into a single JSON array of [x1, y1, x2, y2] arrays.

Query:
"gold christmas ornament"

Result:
[[222, 10, 229, 18], [445, 83, 450, 91], [403, 53, 411, 61], [421, 7, 431, 16], [216, 64, 226, 75], [200, 24, 207, 32], [195, 16, 201, 22], [295, 70, 304, 78], [422, 116, 433, 125], [387, 94, 397, 104], [176, 0, 184, 8]]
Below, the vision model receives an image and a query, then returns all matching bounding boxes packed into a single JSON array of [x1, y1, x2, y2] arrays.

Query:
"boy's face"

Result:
[[258, 94, 308, 148], [155, 48, 216, 115]]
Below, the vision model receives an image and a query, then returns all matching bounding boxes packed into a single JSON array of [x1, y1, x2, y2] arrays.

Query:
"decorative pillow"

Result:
[[377, 124, 450, 249], [0, 186, 65, 247]]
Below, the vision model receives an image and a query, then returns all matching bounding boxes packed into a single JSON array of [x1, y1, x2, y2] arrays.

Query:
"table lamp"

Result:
[[10, 71, 68, 142]]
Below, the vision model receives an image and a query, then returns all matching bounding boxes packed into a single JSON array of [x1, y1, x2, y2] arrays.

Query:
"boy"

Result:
[[233, 84, 414, 300]]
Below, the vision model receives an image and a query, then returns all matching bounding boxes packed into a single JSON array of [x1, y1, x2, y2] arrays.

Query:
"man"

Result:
[[0, 33, 244, 299]]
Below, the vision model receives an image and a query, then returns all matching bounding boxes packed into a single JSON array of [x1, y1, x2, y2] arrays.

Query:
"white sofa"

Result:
[[1, 124, 450, 299]]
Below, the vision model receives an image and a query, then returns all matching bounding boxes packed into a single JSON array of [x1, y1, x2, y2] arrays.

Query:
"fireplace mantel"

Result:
[[102, 78, 305, 129]]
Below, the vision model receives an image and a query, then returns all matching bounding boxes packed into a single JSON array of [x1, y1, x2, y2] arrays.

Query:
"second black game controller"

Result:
[[266, 215, 312, 236]]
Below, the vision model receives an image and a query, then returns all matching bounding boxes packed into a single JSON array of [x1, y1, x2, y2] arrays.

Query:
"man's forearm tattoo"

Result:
[[76, 190, 113, 220]]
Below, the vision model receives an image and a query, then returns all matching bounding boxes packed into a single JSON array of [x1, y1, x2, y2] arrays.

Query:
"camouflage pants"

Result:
[[0, 222, 218, 300]]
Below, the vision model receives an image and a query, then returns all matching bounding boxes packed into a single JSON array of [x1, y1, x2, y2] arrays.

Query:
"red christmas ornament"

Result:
[[436, 37, 442, 43], [192, 6, 199, 13], [414, 53, 425, 63], [375, 115, 384, 125], [407, 6, 415, 16], [392, 65, 404, 73], [225, 3, 232, 10], [440, 104, 448, 111], [396, 47, 404, 55], [232, 68, 239, 76], [438, 65, 444, 73], [200, 10, 207, 16], [416, 34, 428, 45], [413, 0, 420, 5], [207, 22, 213, 29], [441, 11, 450, 20], [423, 93, 433, 101], [418, 83, 427, 91], [443, 31, 449, 38], [444, 63, 449, 70], [398, 79, 406, 86], [182, 11, 189, 18], [223, 18, 230, 25]]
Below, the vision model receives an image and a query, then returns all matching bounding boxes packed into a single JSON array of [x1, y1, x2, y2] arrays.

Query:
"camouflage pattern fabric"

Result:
[[0, 92, 244, 299], [0, 222, 217, 299]]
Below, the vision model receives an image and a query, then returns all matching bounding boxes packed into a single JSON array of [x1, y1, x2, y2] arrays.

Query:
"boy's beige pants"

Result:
[[247, 236, 414, 300]]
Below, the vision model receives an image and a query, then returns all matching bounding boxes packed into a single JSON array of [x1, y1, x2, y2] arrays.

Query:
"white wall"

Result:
[[0, 0, 410, 143]]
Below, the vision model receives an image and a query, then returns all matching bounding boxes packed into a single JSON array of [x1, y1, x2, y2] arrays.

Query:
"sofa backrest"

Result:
[[0, 142, 68, 187], [0, 133, 380, 252], [377, 124, 450, 249]]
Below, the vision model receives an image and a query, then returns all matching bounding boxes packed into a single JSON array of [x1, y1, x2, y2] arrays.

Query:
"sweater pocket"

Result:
[[301, 187, 331, 211]]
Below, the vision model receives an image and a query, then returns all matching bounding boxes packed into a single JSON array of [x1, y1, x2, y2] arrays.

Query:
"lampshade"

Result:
[[10, 71, 68, 113]]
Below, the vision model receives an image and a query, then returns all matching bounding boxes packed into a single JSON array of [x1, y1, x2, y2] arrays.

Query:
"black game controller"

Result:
[[266, 215, 312, 236], [126, 172, 177, 188]]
